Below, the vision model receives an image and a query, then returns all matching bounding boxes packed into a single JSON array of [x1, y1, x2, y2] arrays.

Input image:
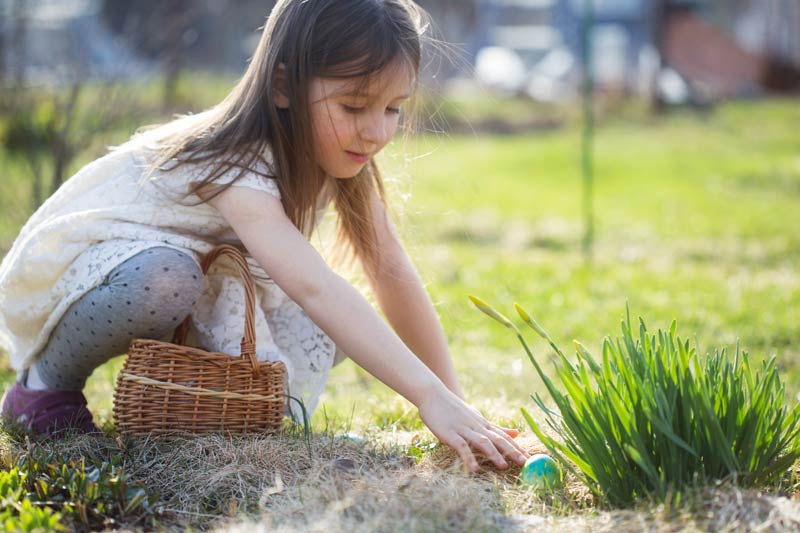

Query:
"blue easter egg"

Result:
[[519, 454, 561, 489]]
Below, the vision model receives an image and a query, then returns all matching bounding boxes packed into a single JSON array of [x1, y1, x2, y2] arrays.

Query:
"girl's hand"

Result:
[[416, 387, 530, 472]]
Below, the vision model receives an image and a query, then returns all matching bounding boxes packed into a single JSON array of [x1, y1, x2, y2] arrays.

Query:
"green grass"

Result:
[[1, 97, 799, 529], [474, 296, 800, 506], [317, 99, 800, 433]]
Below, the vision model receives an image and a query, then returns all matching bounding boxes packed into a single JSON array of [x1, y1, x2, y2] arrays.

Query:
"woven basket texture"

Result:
[[113, 244, 286, 436]]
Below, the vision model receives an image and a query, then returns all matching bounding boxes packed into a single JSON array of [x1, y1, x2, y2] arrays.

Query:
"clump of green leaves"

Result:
[[470, 297, 800, 507], [0, 444, 159, 532], [0, 468, 63, 532], [406, 434, 440, 464]]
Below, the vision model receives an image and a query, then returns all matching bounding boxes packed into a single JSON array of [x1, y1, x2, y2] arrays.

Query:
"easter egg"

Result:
[[519, 454, 561, 490]]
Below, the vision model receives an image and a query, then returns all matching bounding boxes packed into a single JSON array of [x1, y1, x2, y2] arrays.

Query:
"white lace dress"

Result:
[[0, 139, 344, 422]]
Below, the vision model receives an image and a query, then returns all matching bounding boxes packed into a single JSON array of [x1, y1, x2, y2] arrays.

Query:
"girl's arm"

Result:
[[364, 190, 464, 399], [205, 185, 529, 472]]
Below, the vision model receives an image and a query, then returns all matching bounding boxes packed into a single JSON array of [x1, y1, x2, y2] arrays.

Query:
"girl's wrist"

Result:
[[408, 375, 450, 408], [442, 374, 465, 401]]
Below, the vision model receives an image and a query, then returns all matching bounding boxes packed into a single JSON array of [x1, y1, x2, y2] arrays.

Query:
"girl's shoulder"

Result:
[[137, 141, 281, 201], [191, 145, 280, 198]]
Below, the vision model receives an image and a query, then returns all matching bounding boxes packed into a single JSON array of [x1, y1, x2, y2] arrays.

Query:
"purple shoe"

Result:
[[1, 382, 101, 437]]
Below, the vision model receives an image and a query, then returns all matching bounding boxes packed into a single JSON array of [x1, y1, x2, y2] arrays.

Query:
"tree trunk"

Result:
[[50, 84, 82, 195], [163, 0, 192, 110], [11, 0, 27, 87], [0, 11, 6, 82]]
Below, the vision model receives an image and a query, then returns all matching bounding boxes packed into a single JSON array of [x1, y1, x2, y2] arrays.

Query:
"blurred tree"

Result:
[[10, 0, 27, 87], [0, 12, 4, 83], [101, 0, 200, 109], [0, 0, 252, 214], [162, 0, 194, 109], [1, 83, 143, 210]]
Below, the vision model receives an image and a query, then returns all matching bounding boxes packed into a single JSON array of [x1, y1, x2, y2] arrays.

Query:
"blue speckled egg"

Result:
[[519, 454, 561, 489]]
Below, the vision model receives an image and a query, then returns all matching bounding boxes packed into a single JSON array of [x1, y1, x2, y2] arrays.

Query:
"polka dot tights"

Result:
[[28, 247, 204, 391]]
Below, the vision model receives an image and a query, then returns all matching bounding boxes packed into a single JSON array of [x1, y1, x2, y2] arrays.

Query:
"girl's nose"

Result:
[[359, 115, 390, 147]]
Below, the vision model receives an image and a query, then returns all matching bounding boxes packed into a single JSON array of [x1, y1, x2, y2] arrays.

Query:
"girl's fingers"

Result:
[[500, 427, 519, 438], [494, 430, 529, 465], [436, 402, 529, 472], [488, 425, 529, 461], [466, 429, 511, 469], [449, 434, 479, 472]]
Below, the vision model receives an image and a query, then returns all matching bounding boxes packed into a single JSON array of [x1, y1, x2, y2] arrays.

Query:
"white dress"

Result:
[[0, 137, 343, 422]]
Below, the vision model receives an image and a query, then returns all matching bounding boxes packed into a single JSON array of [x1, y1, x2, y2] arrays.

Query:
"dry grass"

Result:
[[6, 426, 800, 532], [4, 426, 553, 532]]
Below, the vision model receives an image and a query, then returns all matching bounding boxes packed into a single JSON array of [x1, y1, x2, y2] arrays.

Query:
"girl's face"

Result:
[[308, 60, 413, 178]]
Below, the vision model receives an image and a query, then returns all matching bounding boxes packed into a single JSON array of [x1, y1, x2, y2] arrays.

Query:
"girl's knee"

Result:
[[104, 247, 204, 317], [108, 247, 202, 292]]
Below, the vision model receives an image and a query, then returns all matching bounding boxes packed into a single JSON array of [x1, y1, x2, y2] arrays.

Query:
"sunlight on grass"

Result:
[[0, 98, 798, 530], [322, 100, 800, 473]]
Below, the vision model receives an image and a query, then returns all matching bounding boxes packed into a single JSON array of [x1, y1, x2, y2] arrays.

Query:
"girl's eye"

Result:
[[342, 105, 364, 114], [387, 107, 401, 116]]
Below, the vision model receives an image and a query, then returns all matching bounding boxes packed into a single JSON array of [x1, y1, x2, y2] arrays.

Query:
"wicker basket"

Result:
[[113, 244, 286, 436]]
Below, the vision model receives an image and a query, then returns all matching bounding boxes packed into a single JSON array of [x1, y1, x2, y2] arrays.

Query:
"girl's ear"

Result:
[[273, 63, 290, 109]]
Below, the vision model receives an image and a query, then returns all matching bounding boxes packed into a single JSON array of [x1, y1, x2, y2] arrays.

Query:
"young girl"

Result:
[[0, 0, 528, 473]]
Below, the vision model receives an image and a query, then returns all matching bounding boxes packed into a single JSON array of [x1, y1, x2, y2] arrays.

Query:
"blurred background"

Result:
[[1, 0, 799, 209], [2, 1, 799, 102], [1, 0, 799, 215], [0, 1, 798, 424]]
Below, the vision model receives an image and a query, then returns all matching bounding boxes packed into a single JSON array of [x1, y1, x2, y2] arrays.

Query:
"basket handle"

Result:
[[172, 244, 261, 378]]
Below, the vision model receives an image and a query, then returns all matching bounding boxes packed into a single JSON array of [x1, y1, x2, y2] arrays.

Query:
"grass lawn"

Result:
[[0, 98, 799, 531]]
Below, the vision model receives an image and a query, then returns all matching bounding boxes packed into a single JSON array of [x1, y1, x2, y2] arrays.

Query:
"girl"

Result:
[[0, 0, 529, 473]]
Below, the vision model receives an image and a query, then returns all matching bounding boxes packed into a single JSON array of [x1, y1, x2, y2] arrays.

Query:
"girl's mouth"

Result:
[[345, 151, 370, 164]]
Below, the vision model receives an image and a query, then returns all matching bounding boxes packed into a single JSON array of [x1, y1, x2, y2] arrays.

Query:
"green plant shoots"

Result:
[[471, 297, 800, 507]]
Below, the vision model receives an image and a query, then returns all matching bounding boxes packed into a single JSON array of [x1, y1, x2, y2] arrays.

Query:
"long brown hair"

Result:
[[140, 0, 427, 274]]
